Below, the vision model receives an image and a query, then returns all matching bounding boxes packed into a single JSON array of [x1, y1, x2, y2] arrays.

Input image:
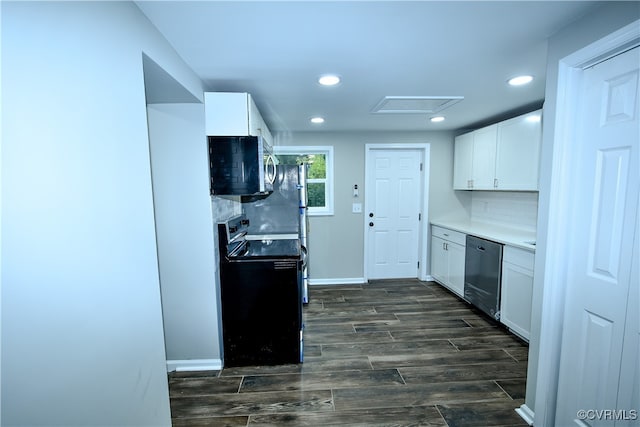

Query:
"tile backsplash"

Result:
[[211, 196, 242, 267], [470, 191, 538, 232], [212, 195, 242, 223]]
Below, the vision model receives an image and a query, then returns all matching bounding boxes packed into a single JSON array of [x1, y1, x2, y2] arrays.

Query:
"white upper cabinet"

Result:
[[204, 92, 272, 144], [471, 124, 498, 189], [453, 124, 497, 190], [247, 94, 271, 140], [453, 109, 542, 191], [453, 132, 473, 189], [495, 110, 542, 190]]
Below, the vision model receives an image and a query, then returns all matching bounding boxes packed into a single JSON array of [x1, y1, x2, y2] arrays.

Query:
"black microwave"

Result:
[[208, 135, 276, 195]]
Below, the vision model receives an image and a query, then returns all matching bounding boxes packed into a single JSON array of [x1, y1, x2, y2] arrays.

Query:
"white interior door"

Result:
[[617, 207, 640, 427], [555, 46, 639, 426], [366, 148, 422, 279]]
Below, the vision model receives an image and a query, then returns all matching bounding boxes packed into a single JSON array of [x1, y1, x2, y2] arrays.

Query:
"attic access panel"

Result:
[[371, 96, 464, 114]]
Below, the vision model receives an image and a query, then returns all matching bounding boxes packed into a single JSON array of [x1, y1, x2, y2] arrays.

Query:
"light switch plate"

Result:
[[352, 203, 362, 213]]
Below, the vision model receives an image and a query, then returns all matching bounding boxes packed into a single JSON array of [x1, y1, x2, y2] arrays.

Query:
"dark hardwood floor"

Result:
[[169, 279, 530, 426]]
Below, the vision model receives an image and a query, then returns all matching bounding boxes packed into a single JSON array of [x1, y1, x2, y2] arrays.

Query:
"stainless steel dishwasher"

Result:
[[464, 235, 503, 320]]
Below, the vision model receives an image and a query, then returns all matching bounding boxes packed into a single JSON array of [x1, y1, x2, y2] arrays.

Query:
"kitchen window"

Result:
[[274, 146, 334, 216]]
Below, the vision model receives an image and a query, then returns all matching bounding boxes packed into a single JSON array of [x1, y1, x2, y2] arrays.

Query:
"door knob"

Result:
[[369, 213, 374, 218], [369, 222, 374, 227]]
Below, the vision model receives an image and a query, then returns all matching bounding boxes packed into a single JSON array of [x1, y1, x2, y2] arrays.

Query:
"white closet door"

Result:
[[555, 46, 639, 426]]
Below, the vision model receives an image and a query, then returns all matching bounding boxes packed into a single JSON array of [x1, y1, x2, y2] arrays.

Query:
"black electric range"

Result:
[[217, 215, 303, 367]]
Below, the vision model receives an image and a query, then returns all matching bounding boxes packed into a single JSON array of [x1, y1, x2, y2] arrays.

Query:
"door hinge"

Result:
[[417, 261, 420, 269], [420, 163, 423, 171], [418, 213, 422, 221]]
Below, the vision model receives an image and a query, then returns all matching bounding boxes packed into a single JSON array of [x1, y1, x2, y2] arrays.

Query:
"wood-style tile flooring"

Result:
[[169, 279, 530, 426]]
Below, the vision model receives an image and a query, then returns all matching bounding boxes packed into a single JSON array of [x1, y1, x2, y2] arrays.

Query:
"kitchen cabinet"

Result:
[[500, 245, 535, 341], [204, 92, 273, 145], [430, 226, 466, 297], [452, 132, 473, 189], [453, 109, 541, 191], [471, 124, 498, 189], [453, 124, 497, 190], [495, 110, 542, 190]]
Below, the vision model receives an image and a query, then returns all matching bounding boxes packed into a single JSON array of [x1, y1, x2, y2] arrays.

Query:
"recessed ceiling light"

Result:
[[508, 75, 534, 86], [527, 114, 542, 123], [318, 75, 341, 86], [430, 116, 445, 123], [310, 117, 325, 124]]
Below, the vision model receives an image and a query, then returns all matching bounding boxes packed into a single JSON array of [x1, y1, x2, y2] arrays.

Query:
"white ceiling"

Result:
[[136, 1, 602, 133]]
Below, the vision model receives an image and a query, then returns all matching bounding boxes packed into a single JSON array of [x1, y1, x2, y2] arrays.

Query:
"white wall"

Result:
[[276, 130, 463, 282], [1, 2, 203, 425], [526, 1, 640, 423], [147, 104, 222, 370]]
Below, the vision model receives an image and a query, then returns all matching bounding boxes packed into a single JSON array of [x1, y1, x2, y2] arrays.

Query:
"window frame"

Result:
[[274, 145, 334, 216]]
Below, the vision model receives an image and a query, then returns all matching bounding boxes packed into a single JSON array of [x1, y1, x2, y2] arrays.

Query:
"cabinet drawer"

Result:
[[431, 226, 466, 246], [503, 246, 535, 270]]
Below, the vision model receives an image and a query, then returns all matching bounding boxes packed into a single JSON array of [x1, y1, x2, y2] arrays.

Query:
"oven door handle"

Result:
[[228, 242, 248, 258]]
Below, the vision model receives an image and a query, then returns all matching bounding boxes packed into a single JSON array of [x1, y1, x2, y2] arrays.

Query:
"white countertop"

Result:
[[431, 219, 536, 252]]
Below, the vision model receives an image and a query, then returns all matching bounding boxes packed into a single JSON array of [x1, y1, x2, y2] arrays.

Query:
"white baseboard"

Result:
[[166, 358, 222, 372], [516, 404, 534, 426], [309, 277, 367, 285], [310, 277, 438, 285]]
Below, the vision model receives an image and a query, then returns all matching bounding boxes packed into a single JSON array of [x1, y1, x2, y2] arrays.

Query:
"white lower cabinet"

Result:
[[447, 242, 465, 296], [430, 226, 466, 297], [500, 246, 535, 341]]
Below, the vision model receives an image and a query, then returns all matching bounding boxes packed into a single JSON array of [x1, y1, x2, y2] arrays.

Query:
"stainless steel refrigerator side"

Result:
[[242, 165, 300, 235], [298, 164, 310, 304], [241, 163, 310, 305]]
